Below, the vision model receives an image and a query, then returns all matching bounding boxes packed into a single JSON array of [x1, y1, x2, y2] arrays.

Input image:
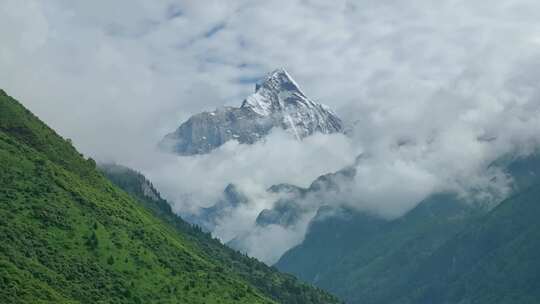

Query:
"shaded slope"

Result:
[[401, 183, 540, 304], [277, 194, 482, 303], [277, 153, 540, 304]]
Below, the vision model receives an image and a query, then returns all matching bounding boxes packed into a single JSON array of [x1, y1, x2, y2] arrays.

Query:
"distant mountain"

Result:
[[257, 164, 357, 228], [161, 68, 344, 155], [401, 181, 540, 304], [184, 162, 357, 256], [0, 89, 340, 304], [275, 153, 540, 304], [276, 193, 482, 304], [187, 184, 249, 232]]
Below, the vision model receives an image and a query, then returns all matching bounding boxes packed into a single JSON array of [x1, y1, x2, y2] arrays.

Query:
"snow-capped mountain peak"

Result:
[[242, 68, 312, 116], [161, 69, 344, 155], [256, 68, 305, 97]]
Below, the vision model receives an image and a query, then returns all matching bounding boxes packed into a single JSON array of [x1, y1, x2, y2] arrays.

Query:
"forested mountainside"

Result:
[[401, 182, 540, 303], [100, 163, 340, 304], [277, 152, 540, 304], [0, 89, 340, 304]]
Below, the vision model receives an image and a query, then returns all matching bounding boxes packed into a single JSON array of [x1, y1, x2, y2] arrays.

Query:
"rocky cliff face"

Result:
[[254, 165, 357, 228], [161, 68, 344, 155], [189, 184, 250, 232]]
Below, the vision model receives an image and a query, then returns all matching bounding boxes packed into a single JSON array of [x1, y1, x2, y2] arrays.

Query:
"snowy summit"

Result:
[[161, 68, 344, 155]]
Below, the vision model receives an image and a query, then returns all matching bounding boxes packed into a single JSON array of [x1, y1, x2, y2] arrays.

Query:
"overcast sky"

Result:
[[3, 0, 540, 263]]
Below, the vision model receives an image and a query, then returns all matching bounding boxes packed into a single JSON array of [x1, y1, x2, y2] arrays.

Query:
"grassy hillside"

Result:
[[0, 89, 339, 304], [100, 164, 341, 304]]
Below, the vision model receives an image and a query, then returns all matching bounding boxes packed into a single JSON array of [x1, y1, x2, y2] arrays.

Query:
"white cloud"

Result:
[[2, 0, 540, 263], [143, 129, 356, 214]]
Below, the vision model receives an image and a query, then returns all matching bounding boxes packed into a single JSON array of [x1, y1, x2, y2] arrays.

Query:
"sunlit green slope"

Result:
[[100, 163, 340, 304], [0, 89, 339, 304]]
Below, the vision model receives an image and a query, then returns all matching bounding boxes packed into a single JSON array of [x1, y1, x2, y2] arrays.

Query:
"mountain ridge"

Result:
[[275, 153, 540, 304]]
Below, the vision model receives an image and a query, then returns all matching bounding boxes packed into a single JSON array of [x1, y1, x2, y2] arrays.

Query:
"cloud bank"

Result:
[[2, 0, 540, 263]]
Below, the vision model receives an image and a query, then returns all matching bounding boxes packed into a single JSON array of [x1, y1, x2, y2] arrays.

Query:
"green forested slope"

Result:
[[100, 164, 340, 304], [0, 89, 339, 304], [277, 151, 540, 304], [401, 183, 540, 304], [277, 194, 482, 304]]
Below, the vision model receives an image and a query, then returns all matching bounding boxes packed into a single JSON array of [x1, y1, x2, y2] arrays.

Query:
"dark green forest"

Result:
[[277, 153, 540, 304]]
